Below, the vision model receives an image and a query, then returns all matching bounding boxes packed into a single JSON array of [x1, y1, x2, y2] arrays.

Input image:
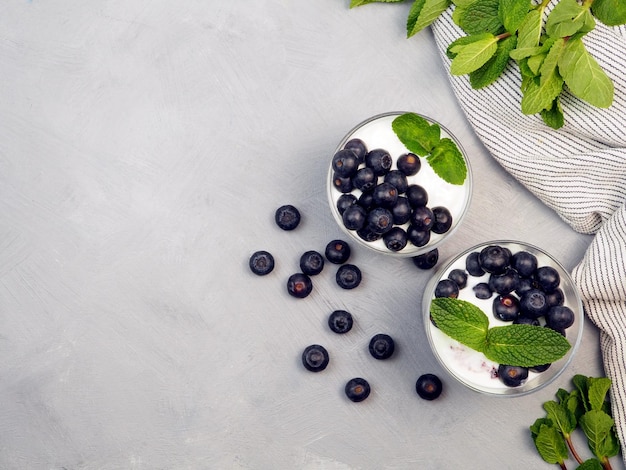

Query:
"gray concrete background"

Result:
[[0, 1, 619, 469]]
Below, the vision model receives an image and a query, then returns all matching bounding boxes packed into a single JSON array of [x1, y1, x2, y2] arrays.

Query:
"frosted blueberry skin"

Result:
[[287, 273, 313, 298], [336, 264, 362, 290], [345, 377, 371, 402], [299, 251, 325, 276], [368, 334, 395, 360], [325, 239, 351, 264], [275, 204, 301, 231], [328, 310, 354, 334], [412, 248, 439, 270], [249, 250, 275, 276], [416, 373, 443, 400], [301, 344, 329, 372]]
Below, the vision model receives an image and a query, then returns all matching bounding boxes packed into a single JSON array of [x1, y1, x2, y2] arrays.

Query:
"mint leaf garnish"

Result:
[[483, 324, 571, 367], [427, 138, 468, 185], [532, 422, 570, 466], [391, 113, 467, 185], [391, 113, 440, 156], [430, 297, 489, 352]]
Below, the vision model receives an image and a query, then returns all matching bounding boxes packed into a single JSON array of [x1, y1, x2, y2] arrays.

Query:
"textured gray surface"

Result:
[[0, 1, 618, 469]]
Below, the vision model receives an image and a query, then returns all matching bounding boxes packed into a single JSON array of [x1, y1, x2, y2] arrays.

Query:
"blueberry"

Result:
[[299, 250, 325, 276], [372, 182, 398, 208], [513, 316, 540, 326], [249, 250, 275, 276], [488, 268, 520, 295], [412, 249, 439, 270], [328, 310, 354, 334], [275, 204, 301, 231], [406, 184, 429, 208], [332, 173, 353, 193], [415, 373, 443, 400], [287, 273, 313, 298], [391, 196, 412, 225], [384, 170, 409, 194], [342, 204, 367, 230], [473, 282, 493, 299], [519, 288, 549, 318], [479, 245, 510, 274], [368, 333, 395, 360], [515, 277, 536, 296], [325, 239, 351, 264], [498, 364, 528, 387], [530, 363, 552, 373], [493, 294, 520, 321], [410, 206, 434, 232], [345, 377, 371, 402], [546, 305, 575, 330], [545, 288, 564, 307], [301, 344, 329, 372], [383, 227, 408, 252], [511, 251, 538, 277], [407, 225, 431, 247], [397, 152, 421, 176], [366, 207, 394, 235], [357, 189, 375, 211], [332, 148, 359, 177], [352, 167, 377, 192], [365, 148, 392, 176], [431, 206, 453, 234], [448, 269, 468, 289], [435, 279, 459, 298], [465, 251, 485, 277], [336, 264, 362, 289], [356, 225, 381, 242], [344, 138, 367, 163], [534, 266, 561, 292], [336, 193, 357, 215]]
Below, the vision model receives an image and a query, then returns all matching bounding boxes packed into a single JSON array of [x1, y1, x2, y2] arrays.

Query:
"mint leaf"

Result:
[[450, 35, 499, 75], [455, 0, 504, 34], [579, 409, 616, 460], [446, 32, 495, 59], [544, 400, 577, 436], [521, 38, 565, 114], [391, 113, 440, 156], [545, 0, 589, 37], [429, 298, 489, 352], [530, 417, 553, 438], [533, 423, 569, 465], [577, 459, 604, 470], [558, 37, 614, 108], [587, 376, 612, 411], [469, 34, 517, 88], [591, 0, 626, 26], [407, 0, 451, 37], [427, 138, 468, 184], [350, 0, 405, 7], [498, 0, 530, 33], [483, 324, 571, 367], [516, 9, 543, 48]]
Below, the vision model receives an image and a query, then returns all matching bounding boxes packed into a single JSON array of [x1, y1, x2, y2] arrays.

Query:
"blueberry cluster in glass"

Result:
[[331, 139, 453, 252], [434, 244, 576, 387]]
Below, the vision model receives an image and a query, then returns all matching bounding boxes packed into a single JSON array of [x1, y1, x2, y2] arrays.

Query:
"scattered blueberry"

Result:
[[325, 239, 351, 264], [412, 249, 439, 270], [328, 310, 354, 334], [415, 373, 443, 400], [345, 377, 371, 402], [299, 250, 325, 276], [287, 273, 313, 298], [275, 204, 301, 231], [336, 264, 362, 289], [368, 334, 395, 360], [249, 250, 275, 276], [301, 344, 329, 372]]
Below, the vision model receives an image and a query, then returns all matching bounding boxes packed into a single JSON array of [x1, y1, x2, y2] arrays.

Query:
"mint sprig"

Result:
[[430, 297, 571, 366], [349, 0, 626, 129], [530, 375, 621, 470], [391, 113, 468, 185]]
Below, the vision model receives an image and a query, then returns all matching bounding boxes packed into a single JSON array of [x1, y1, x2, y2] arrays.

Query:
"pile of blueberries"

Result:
[[433, 244, 576, 387], [331, 138, 453, 252], [249, 204, 443, 401]]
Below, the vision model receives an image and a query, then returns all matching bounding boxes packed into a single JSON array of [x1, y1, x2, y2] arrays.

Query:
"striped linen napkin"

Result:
[[431, 8, 626, 463]]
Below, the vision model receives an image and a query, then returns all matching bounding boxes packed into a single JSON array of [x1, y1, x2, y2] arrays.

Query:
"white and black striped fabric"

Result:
[[432, 7, 626, 462]]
